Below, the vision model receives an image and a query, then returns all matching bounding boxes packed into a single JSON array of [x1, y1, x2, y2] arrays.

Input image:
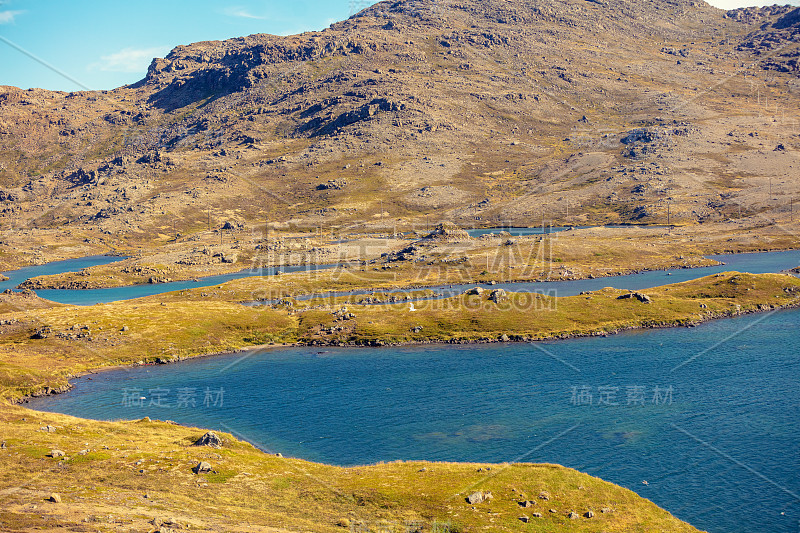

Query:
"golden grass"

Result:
[[0, 405, 703, 532], [1, 271, 797, 531]]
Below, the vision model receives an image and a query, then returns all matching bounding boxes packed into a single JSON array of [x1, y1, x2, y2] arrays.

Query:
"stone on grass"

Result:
[[585, 510, 595, 518], [466, 491, 492, 504], [192, 461, 212, 474], [489, 289, 507, 303], [193, 431, 223, 448], [49, 449, 65, 458], [48, 493, 61, 503]]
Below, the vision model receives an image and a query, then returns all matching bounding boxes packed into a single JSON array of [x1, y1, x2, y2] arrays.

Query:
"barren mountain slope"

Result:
[[0, 0, 798, 262]]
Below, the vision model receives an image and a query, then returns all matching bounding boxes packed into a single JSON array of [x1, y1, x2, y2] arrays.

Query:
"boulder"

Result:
[[192, 461, 213, 474], [585, 510, 595, 518], [466, 287, 485, 296], [617, 292, 651, 303], [49, 449, 65, 458], [489, 289, 507, 303], [222, 221, 244, 230], [568, 511, 580, 519], [466, 491, 492, 504], [194, 431, 223, 448], [48, 493, 61, 503]]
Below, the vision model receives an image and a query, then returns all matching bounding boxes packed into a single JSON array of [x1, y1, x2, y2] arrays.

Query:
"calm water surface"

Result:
[[30, 309, 800, 533], [0, 257, 335, 305]]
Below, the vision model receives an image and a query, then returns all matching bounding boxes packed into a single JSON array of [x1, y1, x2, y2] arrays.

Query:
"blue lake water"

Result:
[[2, 245, 799, 307], [28, 308, 800, 533], [0, 257, 335, 306], [464, 224, 669, 238], [0, 255, 127, 293], [466, 226, 575, 237], [252, 249, 800, 305]]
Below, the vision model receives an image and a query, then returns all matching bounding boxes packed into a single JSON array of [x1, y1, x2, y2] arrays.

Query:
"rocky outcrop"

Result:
[[194, 431, 223, 448], [617, 292, 652, 303], [424, 223, 472, 243], [733, 6, 800, 72]]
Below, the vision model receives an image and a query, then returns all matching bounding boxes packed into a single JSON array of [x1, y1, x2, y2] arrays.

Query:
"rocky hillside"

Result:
[[0, 0, 799, 245]]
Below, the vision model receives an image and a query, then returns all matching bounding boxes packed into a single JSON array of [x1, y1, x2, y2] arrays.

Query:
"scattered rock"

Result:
[[617, 292, 651, 303], [337, 518, 351, 528], [31, 327, 52, 339], [192, 461, 212, 474], [585, 510, 595, 518], [317, 179, 347, 190], [518, 500, 535, 508], [489, 289, 507, 303], [538, 491, 551, 501], [48, 493, 61, 503], [41, 425, 57, 432], [466, 491, 492, 504], [49, 449, 65, 458], [568, 511, 580, 519], [518, 516, 529, 523], [532, 512, 542, 518], [465, 287, 485, 296], [222, 221, 244, 230], [194, 431, 223, 448], [151, 517, 181, 529]]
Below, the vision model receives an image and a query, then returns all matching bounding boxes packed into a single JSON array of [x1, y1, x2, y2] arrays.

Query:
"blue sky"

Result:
[[0, 0, 797, 92]]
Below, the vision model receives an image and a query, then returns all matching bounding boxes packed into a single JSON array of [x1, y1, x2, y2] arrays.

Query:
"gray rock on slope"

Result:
[[194, 431, 223, 448]]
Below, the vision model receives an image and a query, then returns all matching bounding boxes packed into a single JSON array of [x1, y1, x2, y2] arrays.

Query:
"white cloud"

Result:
[[224, 6, 266, 20], [90, 46, 171, 73], [0, 10, 23, 24]]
